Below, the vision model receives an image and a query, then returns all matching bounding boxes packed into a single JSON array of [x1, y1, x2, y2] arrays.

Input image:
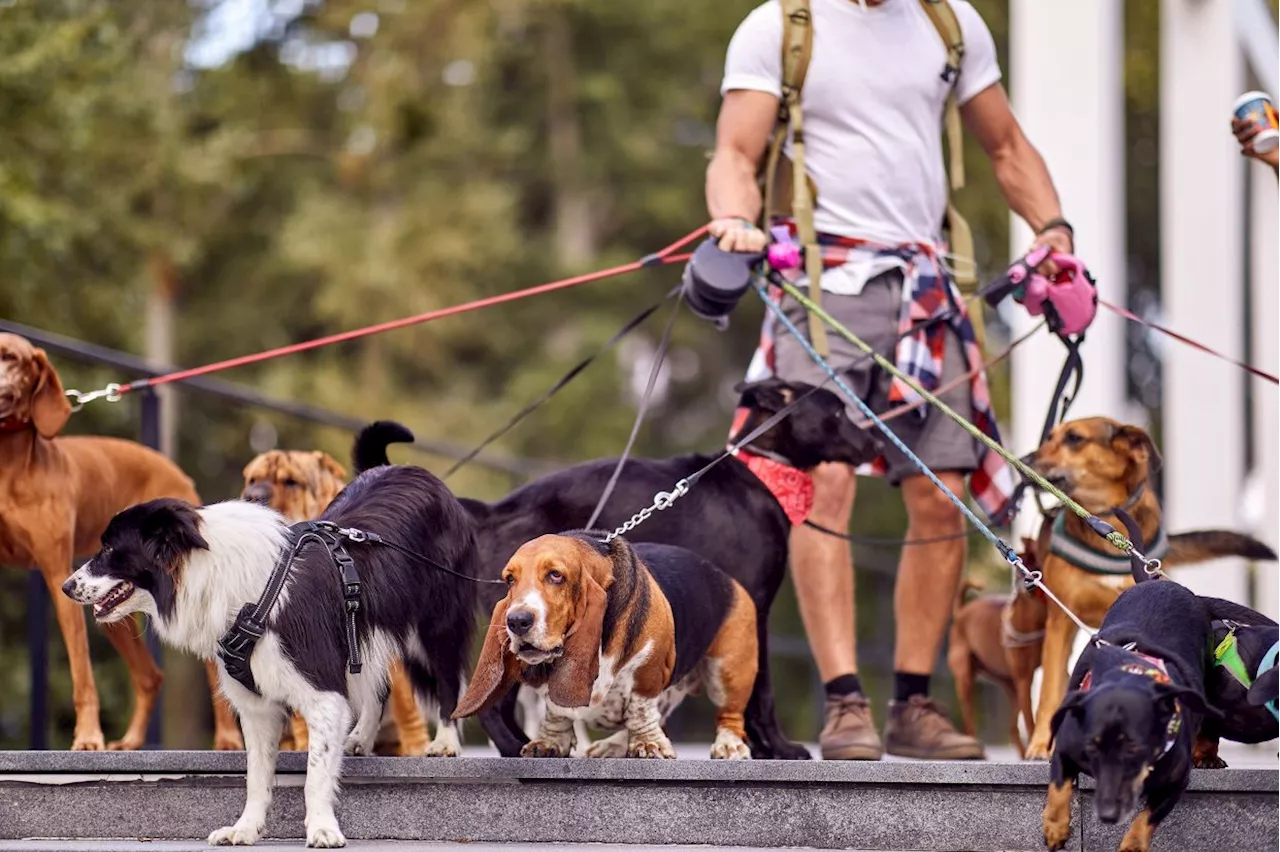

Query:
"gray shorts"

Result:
[[771, 271, 981, 486]]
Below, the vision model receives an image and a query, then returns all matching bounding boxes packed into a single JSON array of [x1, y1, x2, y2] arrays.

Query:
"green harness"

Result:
[[1213, 628, 1280, 721]]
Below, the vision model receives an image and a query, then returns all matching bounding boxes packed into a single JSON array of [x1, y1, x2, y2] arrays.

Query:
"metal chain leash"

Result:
[[604, 479, 690, 543]]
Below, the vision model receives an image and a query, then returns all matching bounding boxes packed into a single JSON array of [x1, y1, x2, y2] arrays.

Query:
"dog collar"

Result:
[[729, 446, 815, 526], [1080, 646, 1182, 760], [1049, 511, 1168, 576], [0, 416, 30, 433]]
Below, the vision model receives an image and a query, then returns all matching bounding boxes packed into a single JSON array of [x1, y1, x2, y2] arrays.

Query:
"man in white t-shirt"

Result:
[[707, 0, 1073, 760]]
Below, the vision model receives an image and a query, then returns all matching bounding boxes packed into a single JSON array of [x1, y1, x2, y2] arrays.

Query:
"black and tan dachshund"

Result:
[[1043, 577, 1220, 852]]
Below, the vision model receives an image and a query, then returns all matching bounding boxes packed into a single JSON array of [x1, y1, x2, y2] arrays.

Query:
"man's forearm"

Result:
[[706, 149, 763, 222], [991, 134, 1062, 234]]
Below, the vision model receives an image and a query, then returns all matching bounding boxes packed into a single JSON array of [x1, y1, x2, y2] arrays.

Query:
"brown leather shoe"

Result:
[[820, 693, 884, 760], [884, 695, 985, 760]]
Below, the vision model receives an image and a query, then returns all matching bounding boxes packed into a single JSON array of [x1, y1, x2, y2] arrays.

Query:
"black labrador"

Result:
[[1043, 577, 1220, 852], [458, 377, 879, 759]]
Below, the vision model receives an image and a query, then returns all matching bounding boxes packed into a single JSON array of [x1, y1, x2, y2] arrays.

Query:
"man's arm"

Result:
[[705, 89, 778, 252], [961, 82, 1072, 260]]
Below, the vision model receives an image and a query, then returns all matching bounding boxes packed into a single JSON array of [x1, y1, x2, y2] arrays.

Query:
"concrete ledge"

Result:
[[1, 752, 1275, 850]]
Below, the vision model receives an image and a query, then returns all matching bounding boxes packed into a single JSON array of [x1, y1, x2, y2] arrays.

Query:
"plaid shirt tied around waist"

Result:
[[755, 227, 1016, 523]]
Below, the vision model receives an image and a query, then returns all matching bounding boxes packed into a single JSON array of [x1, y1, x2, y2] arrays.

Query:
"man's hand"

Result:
[[708, 217, 769, 253], [1232, 117, 1280, 172], [1027, 223, 1073, 276]]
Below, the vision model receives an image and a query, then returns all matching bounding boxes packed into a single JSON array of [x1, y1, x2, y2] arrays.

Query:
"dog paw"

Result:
[[306, 824, 346, 849], [342, 737, 370, 756], [208, 824, 260, 846], [584, 733, 629, 759], [1042, 817, 1071, 851], [107, 735, 144, 751], [1193, 754, 1228, 769], [1024, 738, 1053, 761], [71, 731, 106, 751], [627, 738, 676, 759], [214, 732, 245, 751], [424, 740, 461, 758], [521, 739, 567, 758], [709, 731, 751, 761]]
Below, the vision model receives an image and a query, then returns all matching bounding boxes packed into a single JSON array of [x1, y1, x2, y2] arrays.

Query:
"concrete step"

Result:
[[0, 751, 1274, 851]]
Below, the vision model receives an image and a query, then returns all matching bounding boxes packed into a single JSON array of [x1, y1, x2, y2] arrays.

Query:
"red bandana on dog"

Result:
[[732, 448, 814, 526]]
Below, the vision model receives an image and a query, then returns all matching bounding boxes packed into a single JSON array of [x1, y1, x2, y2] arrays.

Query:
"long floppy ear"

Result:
[[1247, 666, 1279, 708], [29, 348, 71, 439], [454, 597, 520, 719], [1049, 689, 1088, 740], [1155, 683, 1221, 719], [546, 572, 606, 709], [1113, 424, 1163, 478], [732, 378, 790, 412], [311, 452, 348, 508]]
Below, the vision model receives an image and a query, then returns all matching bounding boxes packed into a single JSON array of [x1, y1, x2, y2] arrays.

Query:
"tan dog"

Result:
[[454, 533, 757, 760], [1022, 417, 1275, 759], [947, 538, 1047, 758], [0, 333, 241, 751], [240, 449, 431, 755]]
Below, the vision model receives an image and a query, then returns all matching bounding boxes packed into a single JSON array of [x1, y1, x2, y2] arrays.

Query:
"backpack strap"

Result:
[[763, 0, 829, 355], [918, 0, 982, 345]]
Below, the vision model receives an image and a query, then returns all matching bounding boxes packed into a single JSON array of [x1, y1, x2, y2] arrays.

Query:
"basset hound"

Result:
[[453, 531, 758, 759]]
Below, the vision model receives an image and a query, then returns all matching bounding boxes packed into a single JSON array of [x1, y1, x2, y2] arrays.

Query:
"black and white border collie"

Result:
[[64, 425, 478, 848]]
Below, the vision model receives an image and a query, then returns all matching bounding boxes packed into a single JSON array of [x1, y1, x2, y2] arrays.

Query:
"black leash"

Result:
[[443, 289, 678, 480], [586, 290, 685, 529], [801, 518, 981, 547], [216, 520, 502, 696]]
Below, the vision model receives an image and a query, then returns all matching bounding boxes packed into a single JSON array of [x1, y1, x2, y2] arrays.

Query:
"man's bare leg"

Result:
[[790, 462, 881, 759], [883, 471, 984, 759]]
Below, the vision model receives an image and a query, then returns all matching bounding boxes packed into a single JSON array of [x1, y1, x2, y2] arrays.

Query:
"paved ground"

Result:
[[0, 839, 860, 844]]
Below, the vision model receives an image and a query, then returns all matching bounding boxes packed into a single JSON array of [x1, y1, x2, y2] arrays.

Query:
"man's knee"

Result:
[[903, 473, 965, 532], [810, 462, 856, 520]]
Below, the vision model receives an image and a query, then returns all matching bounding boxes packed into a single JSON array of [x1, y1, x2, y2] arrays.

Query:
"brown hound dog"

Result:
[[947, 538, 1047, 758], [241, 448, 431, 755], [1022, 416, 1275, 759], [0, 332, 240, 750], [454, 532, 758, 759]]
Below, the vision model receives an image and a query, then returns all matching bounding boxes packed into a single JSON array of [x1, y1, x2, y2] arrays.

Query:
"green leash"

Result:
[[775, 278, 1161, 570]]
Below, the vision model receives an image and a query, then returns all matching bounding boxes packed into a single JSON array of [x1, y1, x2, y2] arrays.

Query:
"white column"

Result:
[[1248, 160, 1278, 620], [1161, 0, 1247, 601], [1007, 0, 1127, 543]]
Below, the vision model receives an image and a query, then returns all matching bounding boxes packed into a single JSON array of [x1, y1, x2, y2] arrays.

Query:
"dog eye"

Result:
[[546, 570, 565, 585], [0, 352, 15, 362], [1063, 432, 1084, 448], [283, 478, 299, 488], [503, 574, 515, 586]]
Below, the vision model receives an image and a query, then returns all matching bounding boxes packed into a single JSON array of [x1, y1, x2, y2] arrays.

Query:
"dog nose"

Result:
[[1096, 800, 1121, 824], [60, 577, 77, 599], [241, 483, 272, 505], [506, 609, 535, 637]]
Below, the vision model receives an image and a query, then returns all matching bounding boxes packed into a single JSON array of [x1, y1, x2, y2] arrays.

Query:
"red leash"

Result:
[[1099, 299, 1278, 385], [78, 229, 703, 404]]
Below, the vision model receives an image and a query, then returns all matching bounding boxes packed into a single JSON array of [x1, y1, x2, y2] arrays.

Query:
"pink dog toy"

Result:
[[988, 246, 1098, 337], [767, 227, 802, 271]]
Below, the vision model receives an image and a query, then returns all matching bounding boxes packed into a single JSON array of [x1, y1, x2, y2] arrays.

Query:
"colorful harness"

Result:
[[1080, 646, 1183, 760], [1214, 628, 1280, 721]]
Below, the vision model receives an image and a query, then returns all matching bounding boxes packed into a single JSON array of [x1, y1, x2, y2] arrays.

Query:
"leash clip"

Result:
[[65, 383, 123, 413]]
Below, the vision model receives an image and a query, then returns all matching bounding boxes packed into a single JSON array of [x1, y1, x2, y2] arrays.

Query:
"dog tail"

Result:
[[954, 578, 984, 615], [353, 420, 415, 474], [1164, 531, 1278, 567]]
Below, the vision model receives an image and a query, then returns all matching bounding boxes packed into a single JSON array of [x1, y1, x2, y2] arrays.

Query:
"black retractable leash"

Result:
[[217, 520, 501, 696]]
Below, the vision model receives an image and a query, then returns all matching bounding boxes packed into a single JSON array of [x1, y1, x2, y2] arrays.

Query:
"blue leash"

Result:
[[754, 282, 1097, 635]]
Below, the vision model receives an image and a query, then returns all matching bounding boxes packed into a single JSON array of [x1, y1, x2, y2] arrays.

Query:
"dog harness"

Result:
[[1080, 647, 1183, 759], [1214, 628, 1280, 721], [729, 445, 815, 526], [217, 520, 365, 696], [1048, 494, 1168, 576]]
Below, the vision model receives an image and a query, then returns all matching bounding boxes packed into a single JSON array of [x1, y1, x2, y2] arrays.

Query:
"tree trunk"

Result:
[[542, 8, 596, 266]]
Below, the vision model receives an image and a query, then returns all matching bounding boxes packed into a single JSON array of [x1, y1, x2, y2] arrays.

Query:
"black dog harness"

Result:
[[216, 520, 504, 696], [217, 521, 366, 696]]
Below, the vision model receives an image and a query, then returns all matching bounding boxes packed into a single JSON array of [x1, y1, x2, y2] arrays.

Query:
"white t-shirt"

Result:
[[722, 0, 1001, 292]]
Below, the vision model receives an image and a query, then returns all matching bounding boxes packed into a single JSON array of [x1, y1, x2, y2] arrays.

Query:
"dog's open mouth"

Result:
[[513, 640, 563, 665], [93, 581, 136, 619]]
